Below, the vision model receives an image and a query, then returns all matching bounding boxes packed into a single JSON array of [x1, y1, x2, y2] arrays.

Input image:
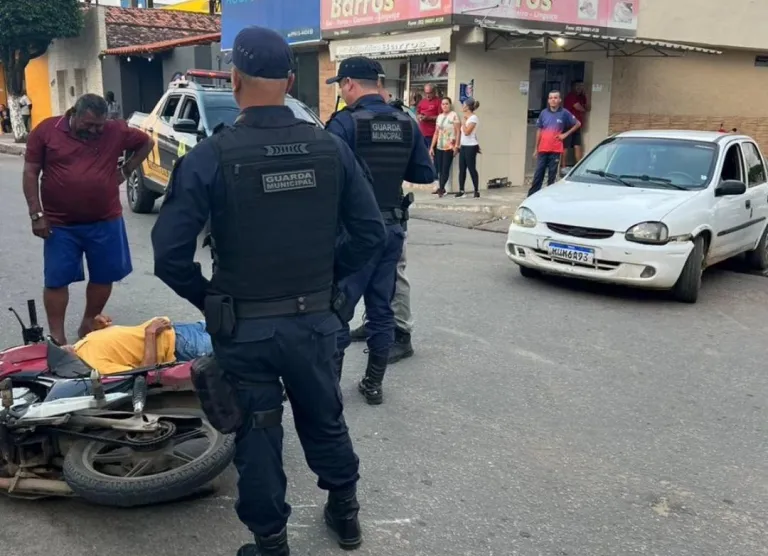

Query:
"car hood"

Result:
[[524, 181, 699, 231]]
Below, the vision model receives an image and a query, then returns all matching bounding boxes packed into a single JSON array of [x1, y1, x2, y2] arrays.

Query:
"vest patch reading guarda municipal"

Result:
[[370, 121, 404, 143], [262, 170, 317, 193], [264, 143, 310, 156]]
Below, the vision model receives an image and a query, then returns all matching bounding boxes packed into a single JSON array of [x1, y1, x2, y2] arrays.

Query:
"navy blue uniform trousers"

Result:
[[336, 223, 405, 356], [212, 311, 360, 537]]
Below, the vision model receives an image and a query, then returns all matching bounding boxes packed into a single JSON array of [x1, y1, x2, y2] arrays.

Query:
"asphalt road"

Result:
[[2, 153, 768, 556]]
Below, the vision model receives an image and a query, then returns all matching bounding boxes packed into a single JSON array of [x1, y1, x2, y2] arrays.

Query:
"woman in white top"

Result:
[[458, 97, 480, 198]]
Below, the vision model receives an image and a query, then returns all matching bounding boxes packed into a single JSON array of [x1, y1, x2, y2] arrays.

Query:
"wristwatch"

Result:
[[30, 212, 44, 222]]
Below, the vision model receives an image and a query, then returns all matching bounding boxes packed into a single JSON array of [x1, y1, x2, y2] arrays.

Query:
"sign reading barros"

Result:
[[334, 36, 443, 59], [452, 0, 640, 37], [321, 0, 452, 37]]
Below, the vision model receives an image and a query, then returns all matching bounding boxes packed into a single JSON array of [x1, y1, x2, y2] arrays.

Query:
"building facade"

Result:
[[319, 0, 768, 189]]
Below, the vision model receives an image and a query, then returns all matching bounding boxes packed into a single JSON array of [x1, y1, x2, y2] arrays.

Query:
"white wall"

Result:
[[47, 7, 107, 115]]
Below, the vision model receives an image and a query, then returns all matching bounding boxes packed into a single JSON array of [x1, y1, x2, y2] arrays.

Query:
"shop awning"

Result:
[[481, 26, 722, 57], [101, 32, 221, 56], [329, 28, 452, 61]]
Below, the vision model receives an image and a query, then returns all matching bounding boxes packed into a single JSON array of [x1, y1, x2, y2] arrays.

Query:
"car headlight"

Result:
[[512, 207, 537, 228], [625, 221, 669, 245]]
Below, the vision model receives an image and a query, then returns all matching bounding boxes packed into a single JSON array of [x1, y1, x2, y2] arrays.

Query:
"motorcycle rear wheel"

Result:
[[62, 408, 234, 507]]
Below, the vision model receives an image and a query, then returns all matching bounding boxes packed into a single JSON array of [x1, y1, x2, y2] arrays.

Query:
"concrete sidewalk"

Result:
[[406, 183, 527, 219], [0, 135, 25, 156]]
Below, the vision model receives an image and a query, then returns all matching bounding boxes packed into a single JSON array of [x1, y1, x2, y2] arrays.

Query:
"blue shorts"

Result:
[[173, 321, 212, 361], [43, 217, 132, 289]]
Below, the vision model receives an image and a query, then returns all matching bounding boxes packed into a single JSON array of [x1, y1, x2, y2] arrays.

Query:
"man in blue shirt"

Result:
[[325, 56, 435, 405], [151, 27, 386, 556]]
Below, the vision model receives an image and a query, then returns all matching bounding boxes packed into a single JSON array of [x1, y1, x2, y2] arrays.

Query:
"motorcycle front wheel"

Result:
[[62, 408, 235, 507]]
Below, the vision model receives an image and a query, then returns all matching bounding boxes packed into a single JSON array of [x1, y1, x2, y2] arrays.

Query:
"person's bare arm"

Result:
[[22, 161, 43, 215], [120, 124, 154, 177], [559, 120, 582, 141], [140, 318, 171, 367], [430, 129, 439, 152]]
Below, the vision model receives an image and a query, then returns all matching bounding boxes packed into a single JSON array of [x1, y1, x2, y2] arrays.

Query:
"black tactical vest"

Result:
[[351, 108, 414, 211], [208, 120, 342, 302]]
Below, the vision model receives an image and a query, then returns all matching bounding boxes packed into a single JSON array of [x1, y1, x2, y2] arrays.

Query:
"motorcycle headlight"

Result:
[[512, 207, 537, 228], [625, 221, 669, 245]]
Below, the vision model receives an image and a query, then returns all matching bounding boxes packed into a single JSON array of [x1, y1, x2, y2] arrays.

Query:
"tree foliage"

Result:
[[0, 0, 83, 95]]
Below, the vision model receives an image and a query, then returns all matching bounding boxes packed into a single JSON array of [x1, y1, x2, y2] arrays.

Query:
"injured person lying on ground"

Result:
[[64, 315, 212, 375]]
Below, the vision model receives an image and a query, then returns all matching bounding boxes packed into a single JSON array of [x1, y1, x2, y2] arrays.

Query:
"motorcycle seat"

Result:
[[46, 340, 94, 379]]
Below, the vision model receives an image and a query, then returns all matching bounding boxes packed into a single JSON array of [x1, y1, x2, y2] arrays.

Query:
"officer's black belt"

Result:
[[381, 208, 404, 225], [235, 289, 332, 319]]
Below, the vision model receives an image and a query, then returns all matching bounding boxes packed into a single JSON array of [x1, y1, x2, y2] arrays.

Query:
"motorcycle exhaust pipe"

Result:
[[0, 476, 74, 496]]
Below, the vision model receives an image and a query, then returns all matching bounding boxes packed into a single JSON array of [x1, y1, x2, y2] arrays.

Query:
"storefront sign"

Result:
[[321, 0, 452, 37], [453, 0, 640, 37], [221, 0, 321, 50], [330, 29, 451, 60]]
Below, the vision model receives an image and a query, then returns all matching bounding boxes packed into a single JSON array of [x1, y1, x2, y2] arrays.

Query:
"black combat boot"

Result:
[[236, 527, 290, 556], [357, 352, 387, 405], [324, 486, 362, 550], [388, 329, 414, 364], [334, 352, 345, 382], [349, 324, 367, 342]]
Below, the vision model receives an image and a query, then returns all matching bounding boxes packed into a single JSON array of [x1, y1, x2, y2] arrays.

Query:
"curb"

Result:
[[0, 142, 25, 156], [412, 199, 521, 218]]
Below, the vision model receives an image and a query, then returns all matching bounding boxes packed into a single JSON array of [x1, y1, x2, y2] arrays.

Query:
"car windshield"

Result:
[[200, 92, 324, 130], [569, 137, 718, 190]]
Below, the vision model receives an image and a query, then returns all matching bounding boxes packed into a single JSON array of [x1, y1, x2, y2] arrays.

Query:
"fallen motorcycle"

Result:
[[0, 300, 235, 507]]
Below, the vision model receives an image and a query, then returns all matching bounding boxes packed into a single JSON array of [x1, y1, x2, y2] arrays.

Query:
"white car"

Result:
[[506, 130, 768, 303]]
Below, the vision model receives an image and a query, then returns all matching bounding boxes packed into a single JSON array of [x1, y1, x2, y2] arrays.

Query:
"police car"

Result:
[[126, 69, 324, 213]]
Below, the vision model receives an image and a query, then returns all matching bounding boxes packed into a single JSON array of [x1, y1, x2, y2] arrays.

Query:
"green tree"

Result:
[[0, 0, 83, 141]]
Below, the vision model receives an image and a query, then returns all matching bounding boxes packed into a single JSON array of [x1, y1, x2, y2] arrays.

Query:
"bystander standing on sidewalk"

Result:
[[430, 97, 460, 196], [528, 91, 580, 197], [0, 104, 11, 134], [19, 92, 32, 132], [21, 93, 154, 345], [457, 97, 481, 198], [106, 91, 122, 120]]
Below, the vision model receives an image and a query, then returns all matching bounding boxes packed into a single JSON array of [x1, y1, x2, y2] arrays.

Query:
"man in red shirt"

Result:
[[416, 83, 441, 149], [563, 80, 589, 164], [22, 94, 153, 345]]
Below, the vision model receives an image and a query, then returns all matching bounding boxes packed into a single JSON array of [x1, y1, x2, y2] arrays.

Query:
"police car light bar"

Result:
[[186, 69, 231, 81]]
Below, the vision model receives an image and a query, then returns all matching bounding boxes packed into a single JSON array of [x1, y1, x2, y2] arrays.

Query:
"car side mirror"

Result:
[[173, 119, 204, 136], [715, 179, 747, 197]]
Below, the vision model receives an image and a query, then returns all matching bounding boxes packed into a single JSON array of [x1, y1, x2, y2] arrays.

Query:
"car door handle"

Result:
[[746, 199, 751, 209]]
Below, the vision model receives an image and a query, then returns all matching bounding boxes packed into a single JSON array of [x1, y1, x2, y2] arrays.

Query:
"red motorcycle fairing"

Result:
[[0, 343, 48, 378], [0, 343, 195, 391]]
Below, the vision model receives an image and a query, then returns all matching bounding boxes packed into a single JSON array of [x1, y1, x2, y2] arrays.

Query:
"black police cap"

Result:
[[226, 26, 294, 80], [325, 56, 385, 85]]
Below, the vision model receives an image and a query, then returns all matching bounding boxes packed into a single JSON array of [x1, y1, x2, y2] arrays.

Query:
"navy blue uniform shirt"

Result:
[[326, 94, 436, 184], [151, 105, 386, 311]]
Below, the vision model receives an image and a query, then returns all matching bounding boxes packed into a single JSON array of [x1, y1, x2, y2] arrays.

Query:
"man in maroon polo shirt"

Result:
[[22, 94, 153, 345], [416, 83, 441, 150]]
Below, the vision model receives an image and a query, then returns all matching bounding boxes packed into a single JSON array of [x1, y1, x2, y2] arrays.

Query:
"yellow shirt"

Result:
[[74, 318, 177, 375]]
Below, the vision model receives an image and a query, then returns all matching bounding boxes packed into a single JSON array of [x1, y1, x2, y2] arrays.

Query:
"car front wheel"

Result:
[[127, 168, 160, 214], [671, 236, 704, 304]]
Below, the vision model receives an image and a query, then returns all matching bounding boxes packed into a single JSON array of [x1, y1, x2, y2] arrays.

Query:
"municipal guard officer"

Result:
[[325, 57, 435, 405], [151, 27, 386, 556]]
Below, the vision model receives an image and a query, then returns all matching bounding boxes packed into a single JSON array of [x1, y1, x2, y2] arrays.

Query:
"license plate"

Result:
[[547, 242, 595, 264]]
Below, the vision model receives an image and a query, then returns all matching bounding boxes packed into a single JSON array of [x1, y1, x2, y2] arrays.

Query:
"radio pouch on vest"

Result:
[[204, 295, 236, 338], [190, 355, 244, 434]]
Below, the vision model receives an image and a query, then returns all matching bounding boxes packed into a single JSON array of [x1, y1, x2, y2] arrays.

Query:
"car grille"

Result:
[[546, 223, 615, 239]]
